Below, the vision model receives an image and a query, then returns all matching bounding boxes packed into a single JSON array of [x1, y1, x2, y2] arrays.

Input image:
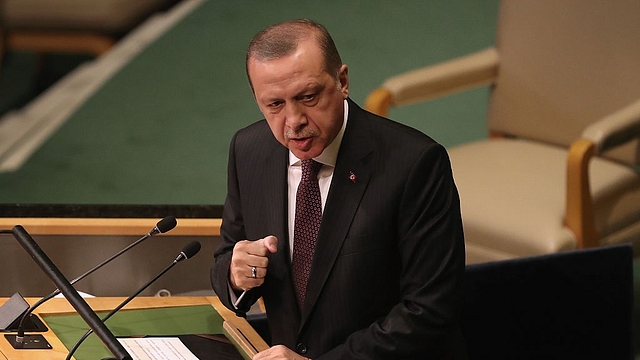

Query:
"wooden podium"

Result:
[[0, 296, 268, 360]]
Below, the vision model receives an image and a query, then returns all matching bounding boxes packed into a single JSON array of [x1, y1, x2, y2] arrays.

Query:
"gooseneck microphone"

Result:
[[65, 241, 202, 360], [15, 216, 177, 341], [11, 225, 132, 360]]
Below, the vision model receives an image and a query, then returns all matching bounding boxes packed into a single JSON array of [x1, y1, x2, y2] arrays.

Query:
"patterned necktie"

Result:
[[292, 159, 323, 310]]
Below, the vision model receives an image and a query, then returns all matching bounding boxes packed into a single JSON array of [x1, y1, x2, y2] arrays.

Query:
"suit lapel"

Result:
[[300, 101, 373, 324], [261, 143, 292, 283]]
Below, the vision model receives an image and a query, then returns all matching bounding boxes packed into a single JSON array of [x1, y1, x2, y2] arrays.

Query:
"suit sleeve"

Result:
[[321, 143, 466, 359], [210, 132, 261, 314]]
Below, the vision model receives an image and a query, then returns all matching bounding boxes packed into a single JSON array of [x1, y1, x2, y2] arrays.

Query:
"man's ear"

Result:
[[339, 64, 349, 98]]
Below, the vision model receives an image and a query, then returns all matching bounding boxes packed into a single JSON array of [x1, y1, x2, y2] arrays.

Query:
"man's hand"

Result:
[[230, 235, 278, 291], [253, 345, 310, 360]]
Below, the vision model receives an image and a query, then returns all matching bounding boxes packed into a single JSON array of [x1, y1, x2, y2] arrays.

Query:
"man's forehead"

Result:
[[249, 49, 324, 81]]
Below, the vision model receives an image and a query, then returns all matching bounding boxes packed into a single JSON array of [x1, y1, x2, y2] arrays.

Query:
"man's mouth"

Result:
[[290, 137, 313, 149]]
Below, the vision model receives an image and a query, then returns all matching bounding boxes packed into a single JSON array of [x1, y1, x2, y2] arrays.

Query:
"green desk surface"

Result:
[[0, 0, 497, 210], [43, 305, 244, 360]]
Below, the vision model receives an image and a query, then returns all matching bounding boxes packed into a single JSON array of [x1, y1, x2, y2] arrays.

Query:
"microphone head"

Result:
[[178, 241, 201, 262], [155, 216, 177, 234]]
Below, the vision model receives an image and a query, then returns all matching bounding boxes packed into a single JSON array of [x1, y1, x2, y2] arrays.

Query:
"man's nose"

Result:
[[284, 103, 307, 129]]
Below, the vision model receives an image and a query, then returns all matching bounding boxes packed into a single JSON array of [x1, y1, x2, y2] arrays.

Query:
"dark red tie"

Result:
[[292, 159, 323, 310]]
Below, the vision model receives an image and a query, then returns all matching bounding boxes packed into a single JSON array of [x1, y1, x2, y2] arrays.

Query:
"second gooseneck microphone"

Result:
[[65, 241, 202, 360]]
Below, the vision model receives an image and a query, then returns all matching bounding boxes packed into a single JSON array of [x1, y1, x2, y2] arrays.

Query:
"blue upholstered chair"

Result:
[[462, 244, 633, 359], [248, 244, 634, 359]]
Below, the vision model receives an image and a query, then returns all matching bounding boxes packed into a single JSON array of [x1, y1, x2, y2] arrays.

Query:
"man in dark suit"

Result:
[[211, 19, 467, 359]]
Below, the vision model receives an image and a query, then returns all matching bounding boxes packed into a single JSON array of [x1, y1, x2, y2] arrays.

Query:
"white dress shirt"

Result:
[[287, 99, 348, 260]]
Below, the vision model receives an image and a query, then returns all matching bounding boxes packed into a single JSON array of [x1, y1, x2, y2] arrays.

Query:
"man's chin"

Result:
[[290, 148, 322, 161]]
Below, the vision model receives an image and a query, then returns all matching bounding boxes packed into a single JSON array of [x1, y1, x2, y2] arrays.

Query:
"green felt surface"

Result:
[[43, 305, 225, 360]]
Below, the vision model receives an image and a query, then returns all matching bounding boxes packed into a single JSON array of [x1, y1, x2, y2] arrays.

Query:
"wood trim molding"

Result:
[[0, 218, 221, 236]]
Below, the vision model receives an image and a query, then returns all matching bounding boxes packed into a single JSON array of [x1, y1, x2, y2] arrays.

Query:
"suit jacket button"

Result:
[[296, 343, 307, 354]]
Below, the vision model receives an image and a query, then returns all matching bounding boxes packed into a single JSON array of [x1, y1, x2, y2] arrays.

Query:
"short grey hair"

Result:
[[246, 19, 343, 90]]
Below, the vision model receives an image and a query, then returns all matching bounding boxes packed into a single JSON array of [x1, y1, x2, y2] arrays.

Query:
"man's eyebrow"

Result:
[[297, 84, 323, 95]]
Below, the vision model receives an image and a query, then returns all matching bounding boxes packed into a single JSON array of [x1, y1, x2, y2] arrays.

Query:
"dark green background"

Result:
[[0, 0, 498, 206]]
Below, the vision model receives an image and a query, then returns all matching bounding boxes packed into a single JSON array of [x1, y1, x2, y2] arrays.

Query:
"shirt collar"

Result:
[[289, 99, 348, 167]]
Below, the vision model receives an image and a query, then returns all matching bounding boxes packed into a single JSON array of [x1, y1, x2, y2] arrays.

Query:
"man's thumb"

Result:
[[262, 235, 278, 253]]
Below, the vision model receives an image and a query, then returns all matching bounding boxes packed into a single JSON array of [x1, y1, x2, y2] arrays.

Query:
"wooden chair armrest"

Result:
[[581, 98, 640, 154], [365, 47, 500, 117], [568, 99, 640, 248], [565, 139, 598, 248], [364, 88, 394, 117], [7, 31, 115, 57]]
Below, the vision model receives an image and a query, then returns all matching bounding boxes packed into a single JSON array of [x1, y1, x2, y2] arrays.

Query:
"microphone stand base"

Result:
[[4, 334, 52, 349]]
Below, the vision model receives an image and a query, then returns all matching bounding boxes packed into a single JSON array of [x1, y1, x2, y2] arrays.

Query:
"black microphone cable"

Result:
[[15, 216, 177, 342], [65, 241, 201, 360]]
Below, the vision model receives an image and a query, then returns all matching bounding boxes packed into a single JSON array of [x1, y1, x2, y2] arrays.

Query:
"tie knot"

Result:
[[301, 159, 322, 181]]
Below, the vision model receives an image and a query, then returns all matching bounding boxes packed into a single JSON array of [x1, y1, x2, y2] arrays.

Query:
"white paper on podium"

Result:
[[118, 337, 199, 360]]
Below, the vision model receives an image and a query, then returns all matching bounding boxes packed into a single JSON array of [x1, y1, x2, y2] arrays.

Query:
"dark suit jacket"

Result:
[[211, 99, 467, 359]]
